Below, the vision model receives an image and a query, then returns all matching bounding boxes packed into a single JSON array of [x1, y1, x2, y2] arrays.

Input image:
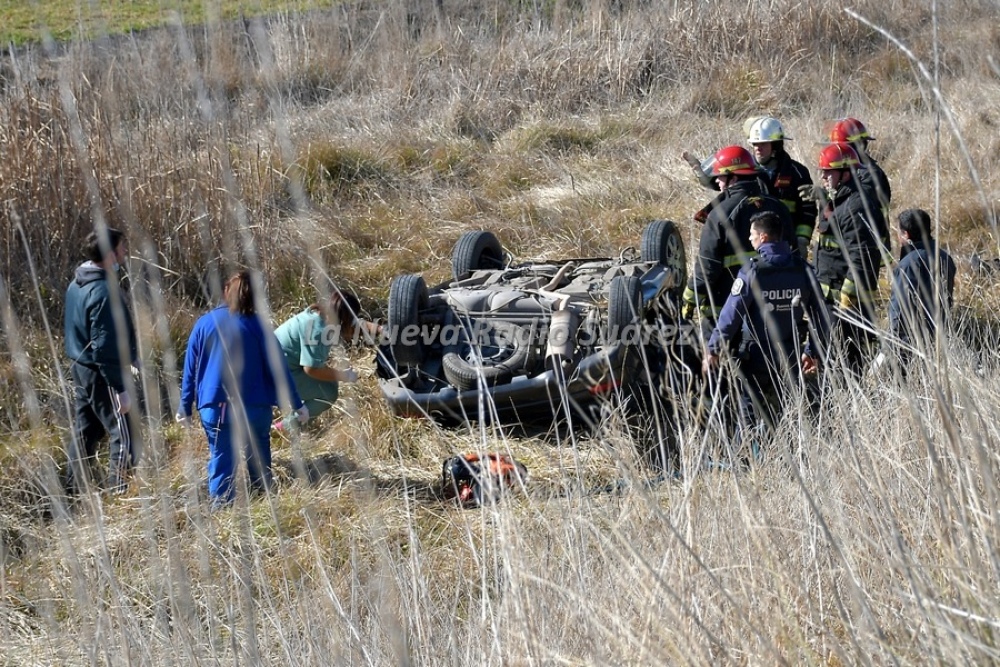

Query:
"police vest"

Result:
[[740, 255, 810, 371]]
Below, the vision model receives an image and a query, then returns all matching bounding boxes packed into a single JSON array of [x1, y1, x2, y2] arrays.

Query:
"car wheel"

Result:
[[442, 320, 535, 390], [607, 275, 642, 343], [388, 274, 428, 367], [452, 230, 504, 281], [641, 219, 687, 293]]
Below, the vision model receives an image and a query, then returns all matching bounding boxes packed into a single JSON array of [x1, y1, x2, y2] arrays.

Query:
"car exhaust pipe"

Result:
[[545, 309, 579, 369]]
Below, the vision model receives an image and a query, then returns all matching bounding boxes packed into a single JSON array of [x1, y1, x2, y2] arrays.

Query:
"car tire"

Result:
[[641, 219, 687, 292], [388, 274, 428, 367], [442, 321, 535, 390], [607, 275, 642, 343], [452, 230, 504, 281]]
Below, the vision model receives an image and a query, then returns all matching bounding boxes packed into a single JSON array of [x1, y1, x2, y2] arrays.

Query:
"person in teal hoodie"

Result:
[[272, 289, 363, 433], [177, 270, 307, 505]]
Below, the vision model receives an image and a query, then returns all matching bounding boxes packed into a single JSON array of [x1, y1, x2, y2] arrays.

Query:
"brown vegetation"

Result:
[[2, 0, 1000, 664]]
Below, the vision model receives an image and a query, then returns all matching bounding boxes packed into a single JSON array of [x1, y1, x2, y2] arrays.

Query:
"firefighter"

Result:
[[681, 145, 794, 339], [828, 117, 892, 259], [810, 142, 886, 373], [703, 211, 830, 437], [745, 116, 817, 258]]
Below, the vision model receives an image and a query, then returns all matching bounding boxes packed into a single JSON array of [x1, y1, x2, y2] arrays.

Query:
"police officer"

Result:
[[745, 116, 817, 259], [887, 208, 956, 365], [703, 211, 830, 435], [809, 142, 886, 373], [681, 145, 794, 339]]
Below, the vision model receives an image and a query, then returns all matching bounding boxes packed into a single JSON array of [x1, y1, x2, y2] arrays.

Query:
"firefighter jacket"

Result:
[[684, 179, 794, 320], [858, 156, 892, 254], [708, 241, 830, 378], [760, 150, 818, 246], [888, 239, 956, 347], [859, 157, 891, 211], [814, 177, 886, 318]]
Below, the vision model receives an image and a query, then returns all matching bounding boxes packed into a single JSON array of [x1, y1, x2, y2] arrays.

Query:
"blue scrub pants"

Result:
[[199, 403, 273, 505]]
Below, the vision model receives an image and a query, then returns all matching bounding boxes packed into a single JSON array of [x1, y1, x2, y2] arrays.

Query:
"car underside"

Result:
[[376, 221, 699, 427]]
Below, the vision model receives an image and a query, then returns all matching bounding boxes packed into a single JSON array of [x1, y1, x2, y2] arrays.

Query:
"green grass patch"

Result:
[[508, 122, 602, 154], [0, 0, 341, 46], [292, 142, 392, 202]]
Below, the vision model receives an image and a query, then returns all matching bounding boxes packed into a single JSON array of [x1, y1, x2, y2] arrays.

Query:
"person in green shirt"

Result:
[[273, 290, 363, 432]]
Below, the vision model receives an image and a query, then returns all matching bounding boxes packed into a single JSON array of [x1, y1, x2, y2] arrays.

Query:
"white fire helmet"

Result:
[[747, 116, 789, 144]]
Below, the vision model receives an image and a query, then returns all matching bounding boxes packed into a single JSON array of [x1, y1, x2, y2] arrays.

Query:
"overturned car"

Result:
[[375, 221, 700, 426]]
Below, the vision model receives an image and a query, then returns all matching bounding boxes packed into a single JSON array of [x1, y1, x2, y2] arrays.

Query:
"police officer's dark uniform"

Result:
[[682, 146, 794, 336], [707, 236, 830, 435], [812, 144, 886, 372]]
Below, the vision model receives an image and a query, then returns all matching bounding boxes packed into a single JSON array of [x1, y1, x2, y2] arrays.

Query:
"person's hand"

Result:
[[116, 391, 132, 415], [175, 412, 191, 427], [295, 405, 310, 426], [801, 354, 818, 375], [682, 150, 702, 169], [702, 352, 719, 375], [680, 300, 696, 320], [340, 368, 359, 383], [798, 183, 828, 206]]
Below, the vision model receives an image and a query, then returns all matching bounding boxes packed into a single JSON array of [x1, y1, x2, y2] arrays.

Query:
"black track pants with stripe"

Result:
[[65, 363, 135, 495]]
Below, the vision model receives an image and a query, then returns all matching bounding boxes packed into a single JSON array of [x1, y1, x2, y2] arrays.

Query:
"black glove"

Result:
[[797, 237, 812, 260]]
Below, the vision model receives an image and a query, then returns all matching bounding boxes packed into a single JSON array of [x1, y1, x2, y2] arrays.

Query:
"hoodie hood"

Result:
[[74, 261, 106, 286]]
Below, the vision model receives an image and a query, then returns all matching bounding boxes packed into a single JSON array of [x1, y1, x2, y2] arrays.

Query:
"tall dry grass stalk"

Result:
[[2, 0, 1000, 663]]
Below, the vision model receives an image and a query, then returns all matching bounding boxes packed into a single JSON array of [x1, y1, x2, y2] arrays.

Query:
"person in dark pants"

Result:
[[703, 212, 830, 453], [63, 228, 139, 496], [809, 142, 886, 374], [177, 270, 308, 506], [681, 145, 795, 341], [886, 208, 956, 367]]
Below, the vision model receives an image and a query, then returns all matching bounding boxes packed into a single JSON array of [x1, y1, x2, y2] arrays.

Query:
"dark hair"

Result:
[[335, 291, 361, 325], [898, 208, 933, 242], [84, 228, 125, 263], [223, 270, 256, 315], [749, 211, 784, 239]]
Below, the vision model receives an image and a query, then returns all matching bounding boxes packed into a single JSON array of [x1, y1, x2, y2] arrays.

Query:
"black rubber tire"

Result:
[[452, 230, 504, 281], [442, 321, 535, 390], [607, 275, 643, 343], [388, 274, 428, 367], [641, 219, 687, 292]]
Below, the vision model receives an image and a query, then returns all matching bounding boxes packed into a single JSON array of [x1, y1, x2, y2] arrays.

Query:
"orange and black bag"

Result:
[[442, 452, 527, 507]]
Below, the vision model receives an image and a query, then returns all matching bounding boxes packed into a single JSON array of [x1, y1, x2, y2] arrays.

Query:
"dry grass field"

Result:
[[2, 0, 1000, 664]]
